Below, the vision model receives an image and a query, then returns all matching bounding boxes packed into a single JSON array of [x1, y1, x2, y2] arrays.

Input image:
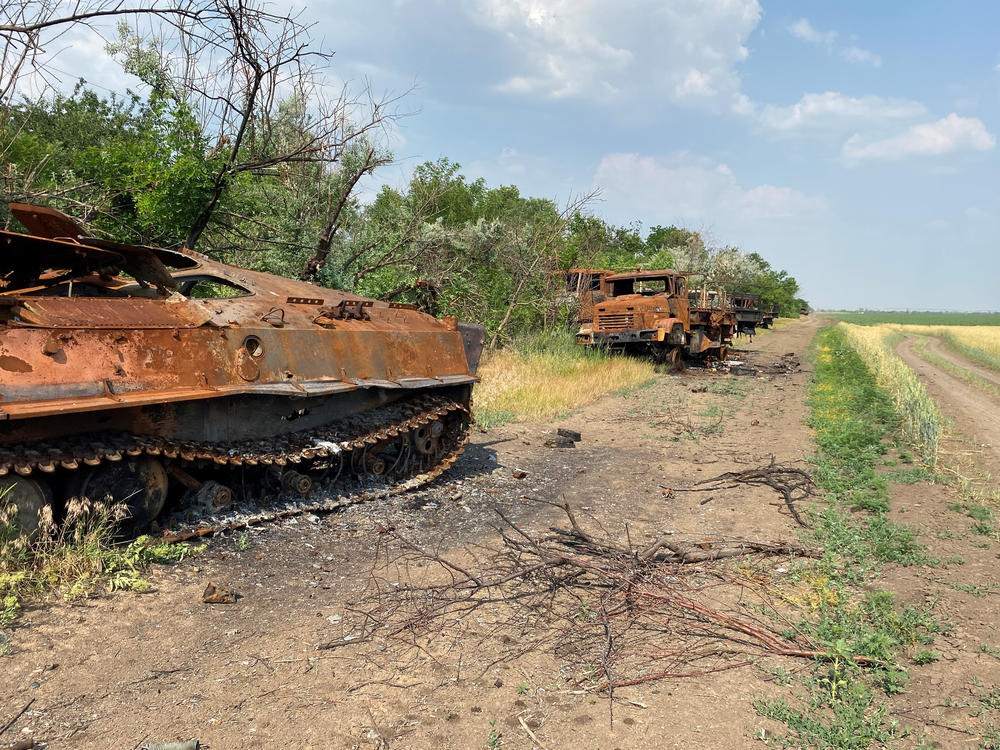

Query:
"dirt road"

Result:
[[885, 335, 1000, 748], [896, 336, 1000, 476], [2, 317, 996, 750]]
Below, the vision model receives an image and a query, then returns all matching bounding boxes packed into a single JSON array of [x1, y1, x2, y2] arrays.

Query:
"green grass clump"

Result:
[[757, 325, 940, 746], [835, 323, 940, 464], [1, 499, 196, 632]]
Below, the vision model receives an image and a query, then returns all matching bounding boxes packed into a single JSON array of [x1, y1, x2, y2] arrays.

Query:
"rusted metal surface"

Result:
[[0, 203, 483, 536], [576, 270, 734, 362]]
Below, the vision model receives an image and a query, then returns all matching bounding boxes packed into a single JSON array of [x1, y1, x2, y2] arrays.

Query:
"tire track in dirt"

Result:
[[924, 335, 1000, 390], [895, 336, 1000, 476]]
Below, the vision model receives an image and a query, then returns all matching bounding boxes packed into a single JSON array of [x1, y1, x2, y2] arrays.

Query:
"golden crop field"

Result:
[[882, 325, 1000, 371]]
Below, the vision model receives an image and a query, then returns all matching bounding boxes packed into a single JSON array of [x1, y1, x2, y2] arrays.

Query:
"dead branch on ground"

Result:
[[675, 456, 814, 527], [314, 498, 873, 699]]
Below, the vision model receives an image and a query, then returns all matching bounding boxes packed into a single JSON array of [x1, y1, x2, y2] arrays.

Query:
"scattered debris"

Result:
[[202, 582, 237, 604], [557, 428, 582, 442], [759, 353, 801, 375], [519, 715, 548, 749], [512, 469, 528, 479], [543, 435, 576, 449], [0, 699, 34, 740], [145, 741, 200, 750]]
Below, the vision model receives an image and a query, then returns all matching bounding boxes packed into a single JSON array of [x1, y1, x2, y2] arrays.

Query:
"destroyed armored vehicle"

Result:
[[760, 304, 777, 329], [576, 269, 734, 365], [0, 204, 485, 536], [730, 292, 763, 337]]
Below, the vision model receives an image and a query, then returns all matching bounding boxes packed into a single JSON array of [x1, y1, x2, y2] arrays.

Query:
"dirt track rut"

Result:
[[895, 336, 1000, 476]]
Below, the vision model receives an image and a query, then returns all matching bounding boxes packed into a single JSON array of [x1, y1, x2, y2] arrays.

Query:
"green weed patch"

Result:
[[1, 502, 198, 635], [757, 326, 939, 746]]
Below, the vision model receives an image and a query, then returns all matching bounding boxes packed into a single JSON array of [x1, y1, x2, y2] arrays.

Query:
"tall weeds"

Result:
[[1, 496, 194, 631]]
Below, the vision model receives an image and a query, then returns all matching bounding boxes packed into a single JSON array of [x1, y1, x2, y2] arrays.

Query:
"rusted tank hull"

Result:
[[0, 324, 474, 426], [0, 203, 484, 536]]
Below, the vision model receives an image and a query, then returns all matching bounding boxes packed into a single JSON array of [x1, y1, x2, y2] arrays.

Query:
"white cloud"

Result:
[[787, 18, 836, 48], [842, 114, 996, 163], [788, 18, 881, 67], [12, 25, 133, 99], [757, 92, 926, 133], [593, 152, 825, 222], [470, 0, 761, 108], [841, 46, 882, 67]]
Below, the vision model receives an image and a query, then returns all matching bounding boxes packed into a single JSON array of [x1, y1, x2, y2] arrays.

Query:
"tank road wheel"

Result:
[[0, 477, 53, 537], [412, 422, 442, 456], [79, 457, 168, 534]]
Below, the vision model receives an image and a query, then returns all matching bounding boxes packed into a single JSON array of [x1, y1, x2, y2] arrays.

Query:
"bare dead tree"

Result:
[[299, 140, 392, 282], [486, 189, 599, 351], [2, 0, 405, 256], [119, 0, 404, 251], [335, 176, 467, 289], [0, 1, 211, 106]]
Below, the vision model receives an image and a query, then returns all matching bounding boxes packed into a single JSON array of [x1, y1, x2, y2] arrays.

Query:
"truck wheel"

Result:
[[668, 345, 685, 372]]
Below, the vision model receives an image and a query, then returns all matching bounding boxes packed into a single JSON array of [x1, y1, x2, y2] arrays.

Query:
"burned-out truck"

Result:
[[576, 269, 734, 365], [731, 292, 764, 337], [554, 268, 613, 328]]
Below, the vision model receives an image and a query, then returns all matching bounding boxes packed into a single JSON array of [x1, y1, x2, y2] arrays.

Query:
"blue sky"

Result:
[[32, 1, 1000, 310]]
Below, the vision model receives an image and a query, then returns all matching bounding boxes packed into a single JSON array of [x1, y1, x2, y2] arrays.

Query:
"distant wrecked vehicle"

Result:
[[731, 292, 764, 337], [575, 269, 734, 366]]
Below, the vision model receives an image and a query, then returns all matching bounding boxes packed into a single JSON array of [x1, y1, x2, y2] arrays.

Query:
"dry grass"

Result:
[[474, 345, 655, 428]]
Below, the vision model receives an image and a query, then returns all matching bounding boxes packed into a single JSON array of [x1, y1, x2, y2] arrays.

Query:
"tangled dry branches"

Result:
[[675, 457, 815, 527], [316, 498, 874, 705]]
